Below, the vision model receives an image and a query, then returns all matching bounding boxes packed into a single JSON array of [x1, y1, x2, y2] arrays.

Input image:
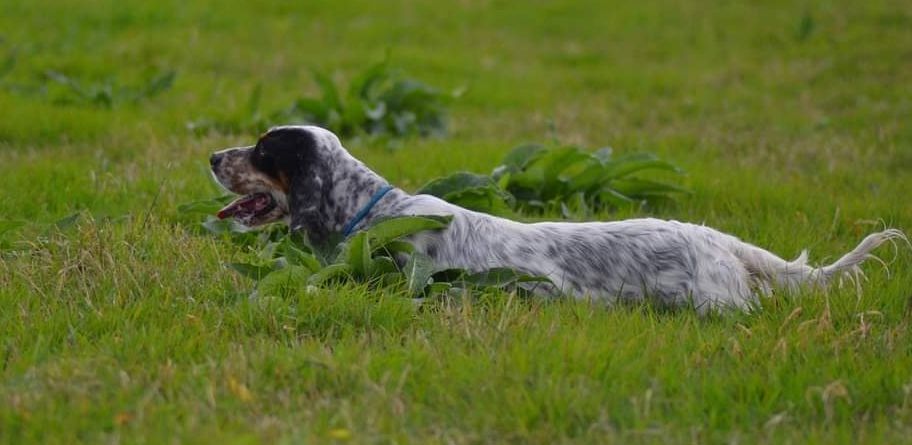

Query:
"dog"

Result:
[[209, 125, 904, 312]]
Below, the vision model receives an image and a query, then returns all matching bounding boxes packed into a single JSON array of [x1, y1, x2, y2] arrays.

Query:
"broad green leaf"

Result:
[[610, 177, 690, 197], [308, 232, 345, 266], [494, 171, 512, 189], [343, 231, 372, 278], [404, 253, 436, 296], [365, 215, 452, 251], [418, 172, 513, 214], [256, 265, 312, 297], [307, 263, 352, 286], [417, 172, 495, 197], [562, 161, 608, 192], [442, 188, 513, 214], [601, 153, 683, 179], [280, 240, 321, 272], [505, 169, 546, 195], [536, 147, 592, 189], [369, 256, 399, 277], [462, 268, 551, 288], [378, 240, 414, 255], [431, 268, 468, 283], [494, 144, 546, 177]]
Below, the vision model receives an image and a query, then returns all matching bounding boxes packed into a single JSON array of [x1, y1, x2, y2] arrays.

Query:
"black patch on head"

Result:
[[252, 127, 320, 181], [255, 127, 335, 248]]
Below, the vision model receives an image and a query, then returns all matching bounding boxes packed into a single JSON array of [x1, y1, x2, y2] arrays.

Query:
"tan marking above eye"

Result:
[[277, 172, 290, 193]]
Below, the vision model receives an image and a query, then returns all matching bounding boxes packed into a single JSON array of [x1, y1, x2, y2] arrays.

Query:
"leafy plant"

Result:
[[419, 143, 688, 216], [185, 84, 269, 137], [43, 70, 176, 108], [283, 61, 456, 138], [417, 172, 515, 215], [188, 60, 460, 139]]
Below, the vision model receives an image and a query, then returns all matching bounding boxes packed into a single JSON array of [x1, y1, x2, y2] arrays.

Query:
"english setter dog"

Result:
[[209, 125, 904, 312]]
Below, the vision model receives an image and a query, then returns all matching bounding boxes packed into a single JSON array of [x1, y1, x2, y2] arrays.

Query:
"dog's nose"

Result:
[[209, 154, 222, 169]]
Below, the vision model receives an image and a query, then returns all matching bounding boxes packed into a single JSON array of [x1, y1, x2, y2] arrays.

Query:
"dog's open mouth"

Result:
[[217, 192, 277, 221]]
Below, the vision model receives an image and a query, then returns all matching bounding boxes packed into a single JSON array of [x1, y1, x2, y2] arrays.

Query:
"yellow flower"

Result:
[[328, 428, 352, 440], [227, 377, 254, 403]]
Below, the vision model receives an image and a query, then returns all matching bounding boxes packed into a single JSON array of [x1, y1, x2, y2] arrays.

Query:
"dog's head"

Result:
[[209, 125, 341, 228]]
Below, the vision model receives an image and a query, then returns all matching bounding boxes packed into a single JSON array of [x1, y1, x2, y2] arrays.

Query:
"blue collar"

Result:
[[341, 185, 394, 237]]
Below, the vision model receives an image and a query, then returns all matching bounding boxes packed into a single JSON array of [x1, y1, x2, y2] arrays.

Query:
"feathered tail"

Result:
[[732, 229, 907, 293]]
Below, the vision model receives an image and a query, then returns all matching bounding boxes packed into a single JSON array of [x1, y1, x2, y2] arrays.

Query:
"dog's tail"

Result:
[[731, 229, 907, 293]]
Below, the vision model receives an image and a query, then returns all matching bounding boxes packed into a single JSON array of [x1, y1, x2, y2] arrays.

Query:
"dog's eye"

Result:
[[251, 147, 275, 172]]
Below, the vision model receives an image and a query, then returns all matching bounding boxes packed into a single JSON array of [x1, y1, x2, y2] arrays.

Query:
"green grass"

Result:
[[2, 0, 912, 442]]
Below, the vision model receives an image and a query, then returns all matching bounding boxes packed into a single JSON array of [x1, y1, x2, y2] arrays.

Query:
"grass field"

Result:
[[2, 0, 912, 443]]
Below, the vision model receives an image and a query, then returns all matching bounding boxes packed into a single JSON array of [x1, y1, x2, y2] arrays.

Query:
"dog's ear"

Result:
[[288, 162, 333, 248]]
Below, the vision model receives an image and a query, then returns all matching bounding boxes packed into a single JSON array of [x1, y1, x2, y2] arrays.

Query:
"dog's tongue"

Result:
[[217, 193, 271, 219]]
